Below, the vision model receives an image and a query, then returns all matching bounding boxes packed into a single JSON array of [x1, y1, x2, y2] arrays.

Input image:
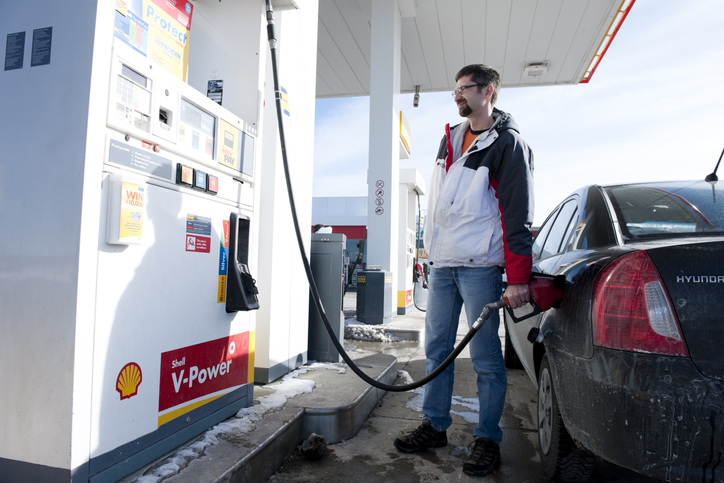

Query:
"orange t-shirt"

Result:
[[462, 128, 478, 154]]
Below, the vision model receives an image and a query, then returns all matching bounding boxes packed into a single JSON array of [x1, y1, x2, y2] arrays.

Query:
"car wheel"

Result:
[[538, 355, 595, 482], [503, 314, 523, 369]]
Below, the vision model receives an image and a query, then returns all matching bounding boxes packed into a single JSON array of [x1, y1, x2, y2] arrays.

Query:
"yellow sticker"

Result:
[[119, 182, 144, 240], [218, 119, 239, 170], [217, 275, 226, 303]]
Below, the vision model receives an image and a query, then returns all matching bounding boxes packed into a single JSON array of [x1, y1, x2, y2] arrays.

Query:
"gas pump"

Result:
[[0, 1, 267, 482], [398, 169, 426, 313], [91, 38, 259, 483], [91, 31, 263, 480], [100, 37, 264, 483]]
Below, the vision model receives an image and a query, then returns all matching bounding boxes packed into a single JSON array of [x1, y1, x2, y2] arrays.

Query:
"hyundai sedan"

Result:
[[504, 180, 724, 482]]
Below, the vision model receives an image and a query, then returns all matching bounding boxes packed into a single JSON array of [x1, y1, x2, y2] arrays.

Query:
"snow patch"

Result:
[[344, 320, 404, 342], [398, 375, 480, 425], [394, 370, 425, 411], [130, 362, 345, 483], [450, 395, 480, 424]]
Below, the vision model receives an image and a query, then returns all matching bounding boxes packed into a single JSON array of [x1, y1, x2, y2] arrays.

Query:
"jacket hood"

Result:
[[491, 108, 520, 134]]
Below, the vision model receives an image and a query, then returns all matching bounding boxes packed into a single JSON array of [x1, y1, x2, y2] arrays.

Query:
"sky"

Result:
[[312, 0, 724, 226]]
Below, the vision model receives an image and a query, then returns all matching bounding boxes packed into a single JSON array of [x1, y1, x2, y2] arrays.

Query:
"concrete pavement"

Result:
[[119, 289, 660, 483]]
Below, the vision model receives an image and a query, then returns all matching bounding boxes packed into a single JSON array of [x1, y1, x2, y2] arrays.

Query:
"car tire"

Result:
[[503, 313, 524, 370], [537, 355, 595, 482]]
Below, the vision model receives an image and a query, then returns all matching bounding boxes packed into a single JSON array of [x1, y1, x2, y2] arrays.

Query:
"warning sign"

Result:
[[374, 179, 385, 215], [186, 234, 210, 253]]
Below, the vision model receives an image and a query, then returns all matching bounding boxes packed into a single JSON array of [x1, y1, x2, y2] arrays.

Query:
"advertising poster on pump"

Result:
[[158, 333, 249, 426], [119, 182, 145, 240], [113, 0, 194, 81]]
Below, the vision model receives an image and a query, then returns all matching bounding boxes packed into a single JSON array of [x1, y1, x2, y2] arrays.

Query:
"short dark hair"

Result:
[[455, 64, 500, 106]]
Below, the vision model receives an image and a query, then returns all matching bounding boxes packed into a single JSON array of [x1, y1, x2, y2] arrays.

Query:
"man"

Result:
[[393, 64, 534, 477]]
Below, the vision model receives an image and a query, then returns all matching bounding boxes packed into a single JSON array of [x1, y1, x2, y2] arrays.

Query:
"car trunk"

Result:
[[646, 239, 724, 380]]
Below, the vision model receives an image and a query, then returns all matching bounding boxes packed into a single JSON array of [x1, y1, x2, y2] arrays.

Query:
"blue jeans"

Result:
[[422, 266, 506, 443]]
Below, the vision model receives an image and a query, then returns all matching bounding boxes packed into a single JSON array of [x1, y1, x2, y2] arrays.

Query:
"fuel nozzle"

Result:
[[414, 263, 423, 280], [414, 262, 429, 289], [506, 273, 565, 324]]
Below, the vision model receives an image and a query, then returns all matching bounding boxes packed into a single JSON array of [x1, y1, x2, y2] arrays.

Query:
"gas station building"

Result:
[[0, 1, 632, 481]]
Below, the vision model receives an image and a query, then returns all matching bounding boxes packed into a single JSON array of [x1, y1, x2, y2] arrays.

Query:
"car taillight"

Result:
[[592, 251, 689, 357]]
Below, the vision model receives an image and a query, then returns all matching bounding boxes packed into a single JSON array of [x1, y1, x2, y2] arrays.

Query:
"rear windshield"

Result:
[[604, 181, 724, 241]]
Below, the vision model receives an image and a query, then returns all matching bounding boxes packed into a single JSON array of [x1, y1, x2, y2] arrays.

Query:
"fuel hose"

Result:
[[264, 1, 502, 392]]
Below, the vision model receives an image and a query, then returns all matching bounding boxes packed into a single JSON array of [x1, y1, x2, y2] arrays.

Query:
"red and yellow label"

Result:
[[116, 362, 143, 400], [158, 332, 248, 426], [397, 289, 413, 308]]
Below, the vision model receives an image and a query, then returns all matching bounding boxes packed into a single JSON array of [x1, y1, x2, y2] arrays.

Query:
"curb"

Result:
[[212, 357, 397, 482]]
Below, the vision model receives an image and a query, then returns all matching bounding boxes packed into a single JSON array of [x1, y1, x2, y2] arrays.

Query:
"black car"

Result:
[[504, 180, 724, 482]]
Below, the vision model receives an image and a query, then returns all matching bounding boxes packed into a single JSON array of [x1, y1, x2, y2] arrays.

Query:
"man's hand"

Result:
[[503, 283, 530, 309]]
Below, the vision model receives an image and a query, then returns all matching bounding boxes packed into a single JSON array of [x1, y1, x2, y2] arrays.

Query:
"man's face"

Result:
[[454, 74, 487, 118]]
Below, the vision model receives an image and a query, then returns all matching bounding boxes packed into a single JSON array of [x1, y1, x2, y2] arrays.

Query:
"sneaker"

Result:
[[463, 438, 501, 476], [393, 421, 447, 453]]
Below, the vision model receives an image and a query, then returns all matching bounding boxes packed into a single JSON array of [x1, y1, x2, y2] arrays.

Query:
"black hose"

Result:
[[264, 1, 499, 391]]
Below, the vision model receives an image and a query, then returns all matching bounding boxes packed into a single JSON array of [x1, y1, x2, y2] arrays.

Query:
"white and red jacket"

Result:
[[423, 109, 534, 285]]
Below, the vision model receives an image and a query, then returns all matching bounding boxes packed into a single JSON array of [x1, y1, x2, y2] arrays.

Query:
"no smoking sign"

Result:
[[374, 180, 385, 215]]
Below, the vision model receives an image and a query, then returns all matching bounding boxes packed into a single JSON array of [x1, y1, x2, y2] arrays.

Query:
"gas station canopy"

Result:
[[315, 0, 634, 97]]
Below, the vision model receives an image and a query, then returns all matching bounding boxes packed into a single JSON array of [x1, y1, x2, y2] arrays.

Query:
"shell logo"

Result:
[[116, 362, 143, 400]]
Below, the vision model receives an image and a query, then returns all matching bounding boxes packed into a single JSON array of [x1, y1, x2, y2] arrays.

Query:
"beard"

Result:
[[458, 102, 472, 117]]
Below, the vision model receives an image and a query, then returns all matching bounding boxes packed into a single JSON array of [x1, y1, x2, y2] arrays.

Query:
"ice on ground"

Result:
[[452, 395, 479, 411], [398, 370, 480, 424], [344, 320, 404, 342], [450, 395, 480, 424], [396, 369, 414, 385], [132, 362, 345, 483], [450, 445, 472, 457], [397, 369, 425, 412]]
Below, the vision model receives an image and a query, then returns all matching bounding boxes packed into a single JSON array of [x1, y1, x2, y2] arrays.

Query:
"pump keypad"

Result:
[[193, 170, 207, 191]]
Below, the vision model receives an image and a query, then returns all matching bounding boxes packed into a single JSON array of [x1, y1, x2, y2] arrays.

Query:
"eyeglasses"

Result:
[[451, 84, 483, 97]]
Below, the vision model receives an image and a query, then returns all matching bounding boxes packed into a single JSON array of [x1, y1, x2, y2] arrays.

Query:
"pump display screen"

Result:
[[179, 99, 215, 162], [114, 65, 152, 132], [122, 65, 147, 88]]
